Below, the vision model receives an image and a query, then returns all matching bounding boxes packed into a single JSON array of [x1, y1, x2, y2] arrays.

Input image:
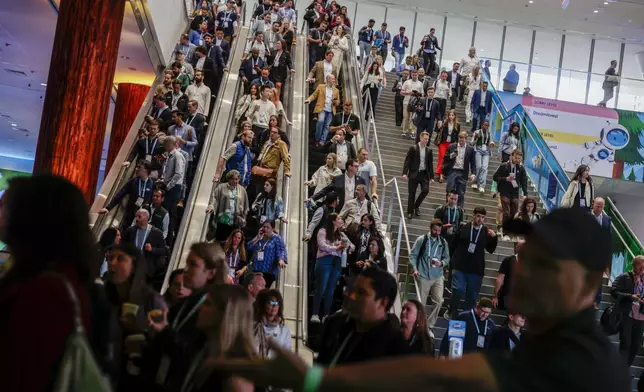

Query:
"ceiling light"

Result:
[[604, 1, 608, 4], [593, 9, 599, 13], [10, 123, 17, 126], [40, 83, 47, 87], [529, 0, 533, 3]]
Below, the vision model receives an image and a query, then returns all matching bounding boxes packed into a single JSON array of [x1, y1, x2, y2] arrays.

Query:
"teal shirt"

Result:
[[409, 234, 450, 280]]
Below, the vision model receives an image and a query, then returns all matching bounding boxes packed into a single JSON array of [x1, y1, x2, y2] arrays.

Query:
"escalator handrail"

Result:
[[161, 26, 251, 293]]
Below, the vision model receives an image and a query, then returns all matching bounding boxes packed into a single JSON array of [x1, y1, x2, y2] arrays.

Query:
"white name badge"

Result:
[[269, 42, 274, 49], [447, 227, 454, 235], [467, 243, 476, 253], [146, 154, 153, 162], [399, 43, 403, 48], [228, 198, 235, 210], [260, 215, 267, 224], [223, 22, 229, 28], [257, 251, 265, 261], [480, 144, 487, 152], [425, 111, 430, 118], [477, 335, 486, 348], [135, 197, 144, 207], [511, 180, 518, 188], [580, 199, 587, 207], [252, 68, 257, 74], [156, 355, 171, 385]]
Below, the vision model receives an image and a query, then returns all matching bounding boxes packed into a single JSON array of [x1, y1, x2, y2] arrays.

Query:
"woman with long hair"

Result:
[[361, 62, 383, 121], [306, 152, 342, 195], [338, 6, 351, 28], [234, 83, 259, 129], [499, 122, 521, 163], [353, 237, 387, 274], [206, 170, 249, 243], [269, 39, 293, 102], [515, 196, 541, 223], [375, 55, 388, 101], [354, 214, 380, 256], [561, 164, 594, 210], [400, 299, 434, 355], [465, 66, 482, 124], [253, 289, 292, 359], [434, 109, 461, 182], [269, 92, 293, 131], [328, 25, 349, 69], [181, 284, 256, 392], [0, 175, 101, 392], [223, 229, 248, 284], [312, 213, 354, 322], [252, 178, 287, 225], [164, 269, 192, 307]]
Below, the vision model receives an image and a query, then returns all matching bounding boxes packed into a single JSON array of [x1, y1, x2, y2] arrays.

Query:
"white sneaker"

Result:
[[466, 119, 471, 124], [479, 187, 485, 194], [410, 133, 417, 140], [443, 309, 451, 321], [429, 329, 435, 339], [471, 183, 478, 190], [310, 315, 321, 323]]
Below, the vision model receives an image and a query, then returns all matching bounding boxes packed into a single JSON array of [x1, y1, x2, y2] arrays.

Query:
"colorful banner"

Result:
[[497, 92, 644, 181]]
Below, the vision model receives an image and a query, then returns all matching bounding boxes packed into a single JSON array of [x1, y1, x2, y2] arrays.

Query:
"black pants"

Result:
[[363, 86, 379, 121], [436, 98, 447, 120], [619, 316, 644, 366], [263, 272, 277, 288], [450, 88, 458, 110], [407, 171, 430, 215], [501, 152, 511, 163], [394, 94, 404, 126], [215, 222, 235, 244], [423, 52, 436, 75], [446, 170, 467, 208], [164, 185, 182, 232], [458, 83, 467, 102]]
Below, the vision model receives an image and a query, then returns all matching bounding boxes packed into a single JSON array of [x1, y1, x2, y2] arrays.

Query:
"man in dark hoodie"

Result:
[[317, 268, 409, 366]]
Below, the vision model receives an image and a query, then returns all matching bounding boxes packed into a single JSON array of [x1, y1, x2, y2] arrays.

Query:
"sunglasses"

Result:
[[268, 300, 279, 306]]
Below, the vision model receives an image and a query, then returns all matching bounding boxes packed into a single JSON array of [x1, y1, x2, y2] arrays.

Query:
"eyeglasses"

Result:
[[268, 300, 279, 306]]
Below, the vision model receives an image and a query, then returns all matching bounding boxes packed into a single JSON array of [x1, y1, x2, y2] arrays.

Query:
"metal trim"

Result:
[[526, 30, 536, 87], [585, 38, 595, 104], [439, 15, 447, 66], [555, 34, 566, 100], [615, 42, 625, 108], [410, 12, 418, 55], [471, 20, 477, 48], [497, 25, 507, 88]]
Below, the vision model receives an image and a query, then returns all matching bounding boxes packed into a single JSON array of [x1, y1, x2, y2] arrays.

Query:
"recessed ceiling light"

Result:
[[10, 123, 17, 126], [529, 0, 533, 3], [593, 9, 599, 13], [604, 1, 608, 4], [40, 83, 47, 87]]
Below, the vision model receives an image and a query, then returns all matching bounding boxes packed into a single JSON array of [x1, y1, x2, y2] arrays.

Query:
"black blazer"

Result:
[[435, 123, 461, 144], [486, 326, 521, 355], [326, 141, 357, 161], [611, 272, 643, 315], [311, 174, 367, 210], [492, 162, 529, 198], [402, 144, 434, 180], [239, 56, 267, 81], [270, 51, 293, 83], [206, 44, 226, 71], [443, 143, 476, 178], [128, 136, 165, 167], [446, 71, 461, 89], [164, 91, 189, 113], [414, 97, 443, 122], [193, 56, 216, 90], [214, 38, 231, 63], [123, 225, 168, 284]]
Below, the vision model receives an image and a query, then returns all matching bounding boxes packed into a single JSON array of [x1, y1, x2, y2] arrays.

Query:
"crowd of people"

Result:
[[0, 3, 638, 392]]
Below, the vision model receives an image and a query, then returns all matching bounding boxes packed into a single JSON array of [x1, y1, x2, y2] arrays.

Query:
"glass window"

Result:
[[474, 21, 503, 86], [442, 17, 474, 69], [590, 39, 622, 108], [412, 12, 446, 63], [500, 25, 533, 95], [622, 43, 644, 80], [618, 43, 644, 111], [557, 33, 592, 104], [528, 30, 562, 99], [384, 8, 415, 70]]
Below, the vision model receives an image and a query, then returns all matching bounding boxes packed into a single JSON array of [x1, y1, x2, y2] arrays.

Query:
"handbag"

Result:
[[600, 304, 622, 336], [251, 165, 275, 178], [51, 274, 113, 392]]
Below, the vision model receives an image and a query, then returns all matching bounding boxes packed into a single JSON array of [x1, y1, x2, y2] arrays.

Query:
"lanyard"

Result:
[[479, 131, 489, 146], [330, 330, 355, 367], [251, 58, 257, 69], [447, 207, 457, 224], [470, 225, 482, 244], [186, 115, 195, 126], [228, 248, 240, 269], [428, 236, 440, 259], [173, 294, 208, 331], [138, 178, 149, 198], [146, 138, 158, 155], [471, 310, 489, 336], [341, 113, 351, 126], [223, 11, 232, 21], [136, 226, 151, 249], [425, 99, 433, 112]]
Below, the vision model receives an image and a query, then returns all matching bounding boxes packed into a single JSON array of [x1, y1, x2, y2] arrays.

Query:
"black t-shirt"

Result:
[[498, 255, 516, 299], [486, 308, 631, 392], [330, 112, 361, 142], [574, 182, 587, 209]]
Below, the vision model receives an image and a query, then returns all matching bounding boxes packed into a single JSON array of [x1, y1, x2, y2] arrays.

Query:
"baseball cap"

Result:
[[503, 207, 611, 272]]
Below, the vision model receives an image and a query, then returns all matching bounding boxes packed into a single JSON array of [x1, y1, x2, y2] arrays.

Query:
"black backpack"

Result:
[[418, 234, 447, 262]]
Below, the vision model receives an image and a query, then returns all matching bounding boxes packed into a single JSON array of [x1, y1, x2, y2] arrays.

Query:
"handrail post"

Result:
[[386, 181, 394, 231], [395, 219, 403, 278]]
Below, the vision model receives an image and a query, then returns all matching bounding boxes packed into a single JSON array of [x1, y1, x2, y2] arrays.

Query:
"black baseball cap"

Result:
[[503, 207, 611, 272]]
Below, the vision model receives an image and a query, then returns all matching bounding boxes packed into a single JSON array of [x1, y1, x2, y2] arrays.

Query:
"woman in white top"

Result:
[[254, 288, 292, 359], [560, 164, 594, 210], [328, 25, 349, 70], [433, 70, 451, 120], [375, 55, 388, 101], [465, 66, 482, 124], [361, 62, 383, 121], [234, 83, 259, 129], [306, 152, 342, 195]]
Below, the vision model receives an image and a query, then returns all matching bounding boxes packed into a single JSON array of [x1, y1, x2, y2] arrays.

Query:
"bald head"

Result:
[[135, 209, 150, 228], [592, 197, 605, 216]]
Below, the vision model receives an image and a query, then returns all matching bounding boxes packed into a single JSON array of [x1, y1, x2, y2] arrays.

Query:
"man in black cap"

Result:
[[215, 207, 631, 392]]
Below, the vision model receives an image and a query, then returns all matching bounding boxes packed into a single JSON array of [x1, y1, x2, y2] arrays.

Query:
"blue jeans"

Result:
[[474, 148, 490, 189], [315, 110, 333, 143], [471, 106, 488, 132], [393, 51, 403, 70], [359, 41, 371, 69], [313, 255, 342, 317], [449, 269, 483, 317]]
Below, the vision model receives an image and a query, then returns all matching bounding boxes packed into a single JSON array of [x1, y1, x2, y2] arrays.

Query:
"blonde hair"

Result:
[[634, 255, 644, 268], [326, 153, 338, 170], [190, 242, 228, 285], [445, 109, 460, 129]]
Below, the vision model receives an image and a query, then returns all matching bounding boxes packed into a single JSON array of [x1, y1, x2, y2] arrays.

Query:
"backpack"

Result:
[[418, 234, 447, 262], [52, 275, 112, 392], [600, 305, 622, 336]]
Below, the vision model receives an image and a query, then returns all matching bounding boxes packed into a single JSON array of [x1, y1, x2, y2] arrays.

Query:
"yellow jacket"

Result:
[[307, 84, 340, 115], [257, 138, 291, 177]]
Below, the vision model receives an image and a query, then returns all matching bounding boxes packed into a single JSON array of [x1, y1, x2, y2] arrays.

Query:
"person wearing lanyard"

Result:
[[216, 0, 238, 40], [144, 242, 229, 390], [471, 119, 495, 194], [447, 207, 497, 320], [492, 149, 528, 237], [413, 86, 442, 143], [99, 161, 154, 229], [409, 219, 450, 335], [246, 220, 287, 289], [121, 209, 167, 290], [439, 298, 496, 356], [329, 100, 360, 143]]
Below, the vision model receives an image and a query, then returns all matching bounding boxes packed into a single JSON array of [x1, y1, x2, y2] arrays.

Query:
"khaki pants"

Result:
[[402, 108, 414, 135], [418, 276, 444, 329]]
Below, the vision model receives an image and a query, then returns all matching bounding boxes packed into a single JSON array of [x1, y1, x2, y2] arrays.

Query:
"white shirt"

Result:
[[434, 79, 450, 100], [479, 90, 487, 107], [454, 144, 466, 170], [419, 144, 426, 171], [358, 160, 377, 186], [344, 174, 356, 204], [460, 55, 480, 77], [593, 212, 603, 225], [336, 142, 349, 168], [324, 86, 333, 112], [402, 79, 424, 105], [323, 60, 333, 80], [450, 71, 458, 88], [185, 82, 212, 115]]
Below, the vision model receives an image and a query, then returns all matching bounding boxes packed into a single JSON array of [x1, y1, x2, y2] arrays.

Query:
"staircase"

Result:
[[375, 72, 545, 348]]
